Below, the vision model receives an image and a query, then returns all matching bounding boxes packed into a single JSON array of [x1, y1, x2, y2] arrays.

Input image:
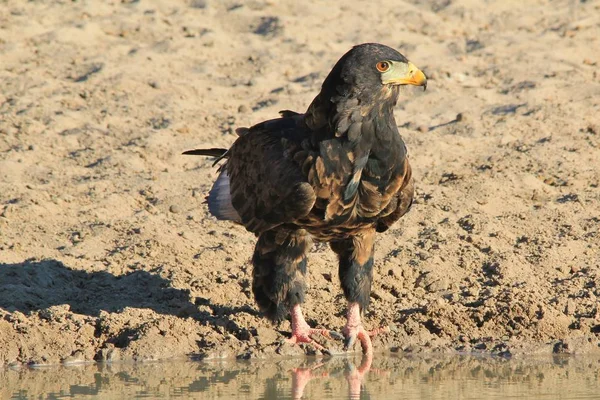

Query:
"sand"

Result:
[[0, 0, 599, 366]]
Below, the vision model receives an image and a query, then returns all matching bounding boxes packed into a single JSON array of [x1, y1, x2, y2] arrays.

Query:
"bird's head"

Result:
[[306, 43, 426, 133], [324, 43, 427, 102]]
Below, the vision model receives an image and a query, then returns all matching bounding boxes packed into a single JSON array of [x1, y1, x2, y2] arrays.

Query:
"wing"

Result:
[[225, 116, 317, 234], [375, 159, 414, 232]]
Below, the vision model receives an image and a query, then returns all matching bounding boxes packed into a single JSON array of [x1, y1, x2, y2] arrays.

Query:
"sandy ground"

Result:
[[1, 0, 599, 366]]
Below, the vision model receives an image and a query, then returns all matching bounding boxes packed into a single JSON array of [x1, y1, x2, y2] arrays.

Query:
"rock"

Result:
[[38, 304, 71, 321], [95, 345, 120, 362], [255, 326, 279, 345], [190, 0, 208, 9], [169, 204, 181, 213], [456, 112, 470, 123], [62, 351, 86, 365]]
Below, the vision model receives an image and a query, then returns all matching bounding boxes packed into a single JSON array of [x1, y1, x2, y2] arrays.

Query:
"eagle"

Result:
[[184, 43, 427, 355]]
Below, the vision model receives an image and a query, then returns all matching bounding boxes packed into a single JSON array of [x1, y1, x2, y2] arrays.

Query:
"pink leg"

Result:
[[291, 362, 328, 399], [287, 304, 338, 352], [346, 354, 373, 399], [342, 302, 389, 355]]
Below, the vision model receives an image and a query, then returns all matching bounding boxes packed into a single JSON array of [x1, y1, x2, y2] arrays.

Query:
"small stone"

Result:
[[62, 351, 85, 365], [148, 116, 170, 130], [238, 104, 249, 113], [148, 80, 160, 89], [427, 277, 449, 292], [570, 265, 580, 274], [565, 299, 576, 316], [190, 0, 208, 9], [456, 112, 469, 123], [170, 204, 181, 213], [417, 125, 429, 133]]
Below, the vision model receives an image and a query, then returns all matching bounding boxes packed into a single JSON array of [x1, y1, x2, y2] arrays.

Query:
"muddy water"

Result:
[[2, 355, 600, 399]]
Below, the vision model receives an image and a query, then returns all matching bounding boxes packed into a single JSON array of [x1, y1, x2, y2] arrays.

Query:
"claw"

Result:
[[343, 333, 356, 351], [329, 330, 344, 341], [287, 305, 336, 354], [342, 302, 390, 355]]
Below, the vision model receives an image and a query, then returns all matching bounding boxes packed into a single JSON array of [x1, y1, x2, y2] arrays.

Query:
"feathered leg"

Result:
[[252, 229, 332, 350], [331, 230, 388, 355]]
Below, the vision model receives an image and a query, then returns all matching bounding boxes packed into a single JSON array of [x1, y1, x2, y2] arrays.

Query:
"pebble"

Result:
[[62, 351, 85, 365], [456, 112, 469, 123], [427, 277, 449, 292], [238, 104, 249, 113], [417, 125, 429, 133], [190, 0, 208, 8], [169, 204, 181, 213]]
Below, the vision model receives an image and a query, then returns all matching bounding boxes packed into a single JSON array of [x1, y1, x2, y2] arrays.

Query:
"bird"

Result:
[[184, 43, 427, 355]]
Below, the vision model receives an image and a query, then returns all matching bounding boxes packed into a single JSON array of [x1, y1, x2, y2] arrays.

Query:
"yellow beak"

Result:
[[385, 62, 427, 90]]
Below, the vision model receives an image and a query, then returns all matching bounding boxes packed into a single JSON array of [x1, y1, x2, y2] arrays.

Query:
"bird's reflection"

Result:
[[290, 354, 379, 399], [5, 353, 600, 400]]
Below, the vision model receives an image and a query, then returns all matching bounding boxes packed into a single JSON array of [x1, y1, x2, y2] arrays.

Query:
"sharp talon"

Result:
[[329, 331, 344, 341], [343, 334, 356, 351]]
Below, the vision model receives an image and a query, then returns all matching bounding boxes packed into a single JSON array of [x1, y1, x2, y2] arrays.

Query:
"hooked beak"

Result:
[[384, 61, 427, 90]]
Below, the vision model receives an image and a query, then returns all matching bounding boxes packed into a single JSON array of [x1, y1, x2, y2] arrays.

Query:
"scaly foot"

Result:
[[342, 303, 390, 355], [287, 304, 342, 353]]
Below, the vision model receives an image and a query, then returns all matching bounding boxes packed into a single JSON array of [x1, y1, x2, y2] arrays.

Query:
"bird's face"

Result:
[[375, 59, 427, 90], [331, 43, 427, 97], [306, 43, 427, 132]]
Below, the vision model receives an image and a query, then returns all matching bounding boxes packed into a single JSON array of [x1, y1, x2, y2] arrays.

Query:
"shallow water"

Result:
[[3, 354, 600, 399]]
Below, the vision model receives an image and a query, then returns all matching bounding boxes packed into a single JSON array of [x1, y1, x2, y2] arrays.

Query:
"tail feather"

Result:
[[183, 147, 229, 166], [184, 147, 240, 222], [182, 148, 227, 157], [207, 170, 241, 223]]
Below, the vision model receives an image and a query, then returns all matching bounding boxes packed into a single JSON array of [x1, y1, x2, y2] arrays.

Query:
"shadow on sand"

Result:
[[0, 259, 192, 317]]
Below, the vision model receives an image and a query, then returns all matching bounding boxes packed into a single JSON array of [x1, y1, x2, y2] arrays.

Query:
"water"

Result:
[[2, 354, 600, 399]]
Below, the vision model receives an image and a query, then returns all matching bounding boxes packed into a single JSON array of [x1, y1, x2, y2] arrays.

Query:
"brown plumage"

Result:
[[184, 43, 427, 355]]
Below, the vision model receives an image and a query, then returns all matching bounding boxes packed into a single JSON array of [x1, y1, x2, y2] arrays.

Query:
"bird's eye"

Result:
[[376, 61, 390, 72]]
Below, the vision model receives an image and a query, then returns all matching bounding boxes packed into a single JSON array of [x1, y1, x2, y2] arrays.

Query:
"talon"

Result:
[[287, 305, 335, 354], [342, 303, 390, 355], [329, 330, 344, 341], [343, 334, 356, 351]]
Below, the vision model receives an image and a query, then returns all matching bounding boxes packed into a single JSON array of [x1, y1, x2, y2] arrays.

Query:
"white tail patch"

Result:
[[207, 170, 241, 222]]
